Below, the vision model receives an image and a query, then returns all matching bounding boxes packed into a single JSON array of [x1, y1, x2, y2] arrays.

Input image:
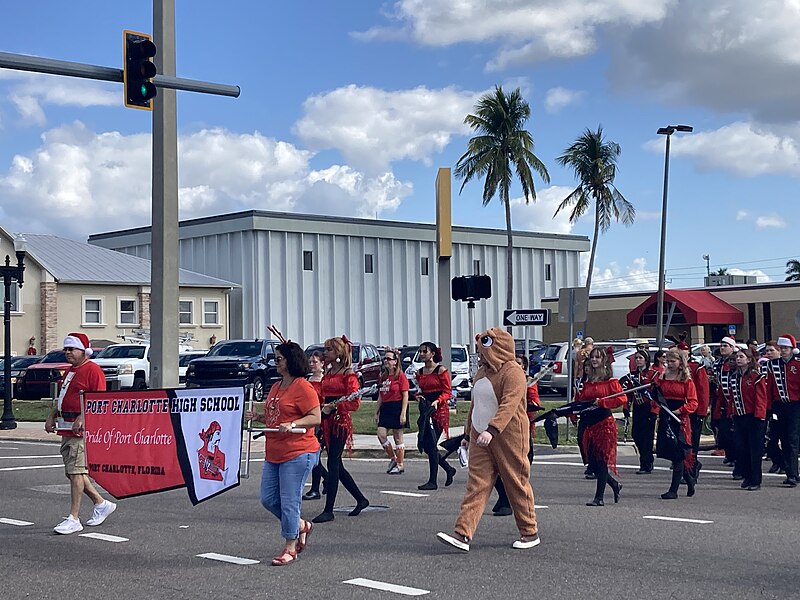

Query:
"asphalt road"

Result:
[[1, 438, 797, 600]]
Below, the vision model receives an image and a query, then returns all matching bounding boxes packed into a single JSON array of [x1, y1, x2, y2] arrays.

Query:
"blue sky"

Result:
[[1, 1, 798, 293]]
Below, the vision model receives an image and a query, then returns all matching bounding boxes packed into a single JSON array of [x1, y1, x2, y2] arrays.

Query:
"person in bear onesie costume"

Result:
[[437, 327, 540, 552]]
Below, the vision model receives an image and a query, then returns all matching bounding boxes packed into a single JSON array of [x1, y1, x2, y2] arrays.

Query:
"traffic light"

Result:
[[123, 30, 157, 110]]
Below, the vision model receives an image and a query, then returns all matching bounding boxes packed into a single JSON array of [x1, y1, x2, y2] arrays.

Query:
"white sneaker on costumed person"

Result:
[[54, 515, 83, 535], [86, 500, 117, 526]]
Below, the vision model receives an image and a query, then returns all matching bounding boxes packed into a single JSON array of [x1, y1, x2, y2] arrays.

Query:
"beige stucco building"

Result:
[[0, 227, 236, 357]]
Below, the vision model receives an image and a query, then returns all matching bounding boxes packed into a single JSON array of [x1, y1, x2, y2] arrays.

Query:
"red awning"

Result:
[[626, 290, 744, 327]]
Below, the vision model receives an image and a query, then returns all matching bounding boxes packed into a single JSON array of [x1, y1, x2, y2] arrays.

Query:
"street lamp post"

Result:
[[1, 236, 27, 430], [655, 125, 692, 349]]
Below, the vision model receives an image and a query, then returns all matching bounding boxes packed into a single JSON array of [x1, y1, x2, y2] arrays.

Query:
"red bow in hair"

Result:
[[341, 334, 353, 349]]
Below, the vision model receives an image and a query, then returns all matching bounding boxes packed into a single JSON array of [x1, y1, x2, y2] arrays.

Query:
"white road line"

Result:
[[0, 464, 62, 472], [534, 505, 549, 509], [0, 441, 58, 447], [197, 552, 259, 565], [344, 578, 429, 596], [79, 532, 130, 543], [381, 490, 429, 497], [643, 516, 713, 524], [536, 454, 582, 460], [0, 455, 61, 460], [0, 518, 34, 526], [530, 460, 784, 478]]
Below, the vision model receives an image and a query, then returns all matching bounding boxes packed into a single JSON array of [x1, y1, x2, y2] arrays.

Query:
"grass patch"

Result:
[[11, 400, 54, 421]]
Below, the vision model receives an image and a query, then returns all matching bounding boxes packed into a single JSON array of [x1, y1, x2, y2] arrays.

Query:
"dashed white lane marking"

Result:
[[344, 578, 429, 596], [0, 464, 62, 472], [79, 532, 130, 543], [381, 490, 429, 497], [534, 505, 549, 509], [0, 518, 34, 526], [179, 525, 190, 529], [643, 516, 714, 524], [0, 455, 61, 460], [197, 552, 259, 565]]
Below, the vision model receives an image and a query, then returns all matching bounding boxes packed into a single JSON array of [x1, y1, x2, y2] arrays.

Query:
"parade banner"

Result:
[[83, 387, 244, 505]]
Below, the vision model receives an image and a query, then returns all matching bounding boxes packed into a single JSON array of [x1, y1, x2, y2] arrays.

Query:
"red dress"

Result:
[[657, 377, 697, 470], [576, 379, 625, 474], [416, 366, 452, 437], [320, 372, 360, 451]]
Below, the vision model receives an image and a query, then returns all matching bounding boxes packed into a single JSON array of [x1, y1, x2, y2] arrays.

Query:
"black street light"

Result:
[[1, 236, 27, 430], [655, 125, 693, 349]]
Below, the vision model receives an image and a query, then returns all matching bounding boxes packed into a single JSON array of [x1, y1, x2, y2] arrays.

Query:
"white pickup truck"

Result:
[[92, 343, 152, 390]]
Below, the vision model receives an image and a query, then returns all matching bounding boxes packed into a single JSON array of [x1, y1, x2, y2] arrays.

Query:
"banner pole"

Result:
[[242, 383, 254, 479]]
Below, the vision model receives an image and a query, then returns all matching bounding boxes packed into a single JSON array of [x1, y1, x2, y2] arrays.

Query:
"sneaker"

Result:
[[86, 500, 117, 526], [512, 534, 541, 549], [388, 465, 404, 475], [54, 516, 83, 535], [386, 459, 397, 474], [436, 532, 470, 552]]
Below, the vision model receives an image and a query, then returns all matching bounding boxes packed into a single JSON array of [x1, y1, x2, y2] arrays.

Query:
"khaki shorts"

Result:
[[60, 436, 88, 476]]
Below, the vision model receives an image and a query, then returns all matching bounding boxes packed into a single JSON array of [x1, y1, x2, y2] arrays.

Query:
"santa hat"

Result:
[[63, 332, 93, 357], [720, 336, 737, 348], [777, 334, 799, 355]]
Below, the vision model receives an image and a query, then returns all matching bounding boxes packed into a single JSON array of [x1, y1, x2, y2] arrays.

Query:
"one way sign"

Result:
[[503, 309, 550, 327]]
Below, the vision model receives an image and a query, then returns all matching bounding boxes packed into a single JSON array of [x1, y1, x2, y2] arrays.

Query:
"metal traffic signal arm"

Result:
[[0, 45, 239, 101]]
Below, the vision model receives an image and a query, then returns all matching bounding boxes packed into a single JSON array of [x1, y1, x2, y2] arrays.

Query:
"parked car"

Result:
[[93, 343, 152, 390], [178, 350, 208, 384], [0, 355, 43, 399], [18, 350, 71, 399], [537, 342, 571, 396], [528, 344, 549, 377], [304, 341, 382, 397], [611, 346, 659, 381], [405, 344, 471, 402], [186, 339, 280, 401]]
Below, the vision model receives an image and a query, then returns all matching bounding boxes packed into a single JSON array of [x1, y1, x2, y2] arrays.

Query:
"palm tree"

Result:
[[711, 268, 728, 276], [455, 86, 550, 316], [785, 259, 800, 281], [554, 126, 634, 302]]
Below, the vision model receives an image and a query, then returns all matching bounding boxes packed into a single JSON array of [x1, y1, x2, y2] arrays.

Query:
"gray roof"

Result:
[[22, 233, 238, 288]]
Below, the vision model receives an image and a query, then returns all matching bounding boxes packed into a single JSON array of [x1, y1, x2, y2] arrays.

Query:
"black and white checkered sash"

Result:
[[730, 370, 745, 416], [769, 359, 790, 404], [717, 359, 735, 415]]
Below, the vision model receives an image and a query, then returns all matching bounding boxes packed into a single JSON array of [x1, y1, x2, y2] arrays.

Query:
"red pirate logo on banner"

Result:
[[197, 421, 227, 481]]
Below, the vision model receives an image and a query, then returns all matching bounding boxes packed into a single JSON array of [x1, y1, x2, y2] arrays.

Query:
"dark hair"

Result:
[[653, 350, 667, 367], [276, 342, 308, 377], [419, 341, 442, 363], [746, 338, 758, 346], [516, 354, 529, 371], [633, 349, 651, 370]]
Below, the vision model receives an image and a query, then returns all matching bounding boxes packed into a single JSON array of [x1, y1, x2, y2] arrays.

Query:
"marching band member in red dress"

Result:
[[656, 349, 698, 500], [312, 336, 370, 523], [679, 341, 709, 479], [576, 348, 625, 507], [731, 349, 768, 490], [416, 342, 457, 490]]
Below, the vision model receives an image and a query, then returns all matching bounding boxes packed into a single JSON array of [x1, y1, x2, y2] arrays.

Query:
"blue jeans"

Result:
[[260, 450, 319, 540]]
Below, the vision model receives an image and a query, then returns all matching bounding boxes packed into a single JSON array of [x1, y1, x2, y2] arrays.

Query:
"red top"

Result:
[[730, 369, 767, 419], [576, 379, 626, 410], [657, 377, 698, 415], [417, 366, 451, 434], [308, 379, 323, 405], [766, 357, 800, 406], [688, 362, 710, 416], [320, 372, 360, 449], [379, 372, 409, 403], [262, 378, 321, 463], [57, 360, 106, 437]]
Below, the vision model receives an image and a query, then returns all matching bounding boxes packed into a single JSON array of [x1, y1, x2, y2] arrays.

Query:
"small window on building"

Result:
[[303, 250, 313, 271], [83, 298, 103, 325], [203, 300, 219, 325], [545, 264, 552, 281], [118, 298, 137, 325], [365, 253, 374, 274], [179, 300, 194, 325], [421, 257, 429, 276], [473, 259, 481, 275], [9, 285, 20, 312]]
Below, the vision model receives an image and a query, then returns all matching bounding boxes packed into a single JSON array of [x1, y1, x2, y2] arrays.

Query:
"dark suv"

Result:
[[185, 339, 280, 401], [18, 351, 70, 400], [305, 341, 382, 398]]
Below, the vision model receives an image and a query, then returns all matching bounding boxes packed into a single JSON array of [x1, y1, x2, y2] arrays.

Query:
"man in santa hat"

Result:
[[44, 332, 118, 533], [765, 334, 800, 487]]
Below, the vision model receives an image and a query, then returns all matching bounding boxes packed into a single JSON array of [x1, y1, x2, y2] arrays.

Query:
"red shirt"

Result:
[[730, 369, 767, 419], [57, 360, 106, 437], [262, 378, 320, 463], [417, 366, 452, 433], [379, 372, 409, 403], [658, 378, 698, 415], [766, 357, 800, 406], [576, 379, 626, 410]]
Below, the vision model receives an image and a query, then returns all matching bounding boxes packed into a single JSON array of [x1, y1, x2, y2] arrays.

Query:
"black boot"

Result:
[[661, 462, 683, 500], [608, 475, 622, 503], [587, 465, 608, 506], [683, 469, 696, 497], [493, 477, 512, 515], [440, 454, 456, 486]]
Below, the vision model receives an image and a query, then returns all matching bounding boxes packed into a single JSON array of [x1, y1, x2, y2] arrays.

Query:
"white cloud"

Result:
[[293, 84, 483, 174], [588, 256, 659, 293], [544, 87, 583, 113], [510, 186, 577, 234], [0, 122, 413, 239], [728, 268, 771, 283], [356, 0, 672, 68], [736, 210, 749, 220], [755, 214, 787, 229]]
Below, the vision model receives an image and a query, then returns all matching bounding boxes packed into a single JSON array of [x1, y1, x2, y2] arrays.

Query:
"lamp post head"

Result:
[[658, 125, 693, 136], [657, 126, 675, 135], [13, 235, 27, 255], [675, 125, 693, 132]]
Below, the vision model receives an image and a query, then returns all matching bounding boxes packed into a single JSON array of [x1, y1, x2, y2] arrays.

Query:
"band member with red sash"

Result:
[[676, 340, 710, 479], [730, 348, 768, 490], [576, 348, 625, 506], [620, 350, 659, 474], [765, 334, 800, 487], [312, 336, 370, 523], [416, 341, 457, 490], [303, 351, 327, 501], [656, 349, 698, 500], [712, 337, 741, 476], [375, 348, 409, 475]]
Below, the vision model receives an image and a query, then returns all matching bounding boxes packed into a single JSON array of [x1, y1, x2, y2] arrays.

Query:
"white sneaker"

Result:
[[386, 459, 397, 474], [54, 516, 83, 535], [86, 500, 117, 526], [436, 531, 470, 552]]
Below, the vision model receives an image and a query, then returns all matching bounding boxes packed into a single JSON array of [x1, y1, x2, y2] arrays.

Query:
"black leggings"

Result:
[[423, 423, 453, 485], [322, 434, 366, 514], [632, 404, 656, 471]]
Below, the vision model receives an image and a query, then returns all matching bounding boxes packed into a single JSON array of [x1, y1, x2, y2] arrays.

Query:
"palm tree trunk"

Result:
[[583, 208, 601, 333], [504, 189, 514, 334]]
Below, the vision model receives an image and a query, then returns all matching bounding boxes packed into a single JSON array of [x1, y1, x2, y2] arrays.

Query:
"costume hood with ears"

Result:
[[475, 327, 516, 373]]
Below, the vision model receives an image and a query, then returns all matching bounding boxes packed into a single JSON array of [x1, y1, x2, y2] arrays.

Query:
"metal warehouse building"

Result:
[[88, 210, 589, 348]]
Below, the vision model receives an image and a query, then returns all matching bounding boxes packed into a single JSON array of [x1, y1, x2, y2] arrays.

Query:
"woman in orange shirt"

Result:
[[246, 341, 321, 566]]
